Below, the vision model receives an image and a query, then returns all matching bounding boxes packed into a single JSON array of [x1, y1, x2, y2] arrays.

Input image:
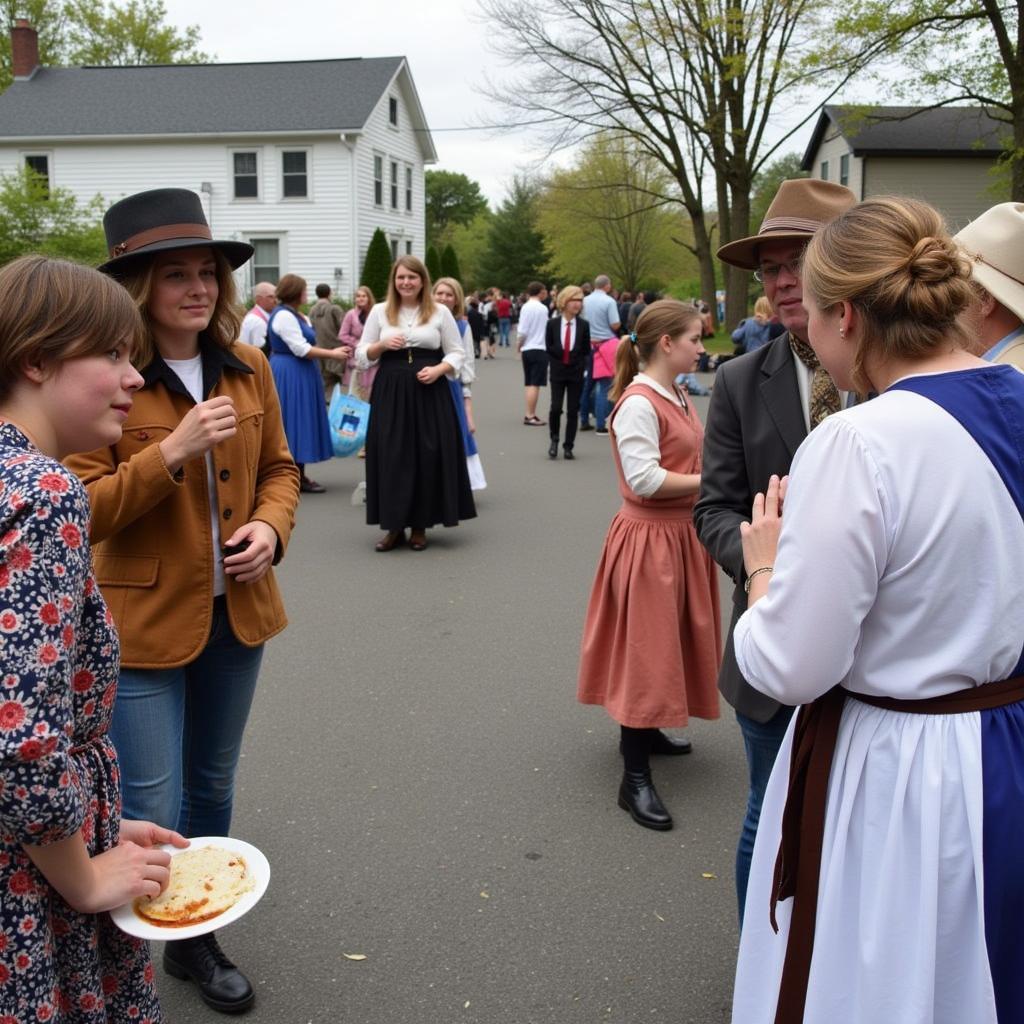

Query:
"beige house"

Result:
[[801, 105, 1009, 229]]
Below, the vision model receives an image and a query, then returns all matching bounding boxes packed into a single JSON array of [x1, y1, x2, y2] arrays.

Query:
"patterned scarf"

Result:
[[788, 334, 841, 428]]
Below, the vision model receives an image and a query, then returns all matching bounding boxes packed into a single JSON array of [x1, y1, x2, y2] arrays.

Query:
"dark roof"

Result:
[[0, 57, 406, 138], [801, 104, 1009, 169]]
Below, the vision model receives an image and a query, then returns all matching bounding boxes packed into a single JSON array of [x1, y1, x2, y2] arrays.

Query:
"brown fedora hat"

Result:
[[717, 179, 857, 270], [97, 188, 254, 276]]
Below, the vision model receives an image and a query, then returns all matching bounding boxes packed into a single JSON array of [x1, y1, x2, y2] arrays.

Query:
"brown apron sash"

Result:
[[771, 675, 1024, 1024]]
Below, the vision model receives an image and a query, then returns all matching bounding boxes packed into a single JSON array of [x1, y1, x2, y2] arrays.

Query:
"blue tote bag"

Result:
[[328, 380, 370, 458]]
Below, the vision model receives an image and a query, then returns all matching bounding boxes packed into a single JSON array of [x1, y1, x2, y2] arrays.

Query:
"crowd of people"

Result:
[[2, 172, 1024, 1024]]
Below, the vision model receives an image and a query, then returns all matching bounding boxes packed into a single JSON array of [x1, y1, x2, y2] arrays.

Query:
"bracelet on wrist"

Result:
[[744, 566, 774, 593]]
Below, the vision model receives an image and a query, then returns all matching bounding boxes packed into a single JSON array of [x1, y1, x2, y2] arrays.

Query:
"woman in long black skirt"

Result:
[[356, 255, 476, 551]]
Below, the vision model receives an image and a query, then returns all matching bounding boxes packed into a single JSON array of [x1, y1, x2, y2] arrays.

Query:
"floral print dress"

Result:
[[0, 423, 161, 1023]]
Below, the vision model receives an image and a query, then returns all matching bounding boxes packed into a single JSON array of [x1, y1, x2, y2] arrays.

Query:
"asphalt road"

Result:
[[156, 353, 744, 1024]]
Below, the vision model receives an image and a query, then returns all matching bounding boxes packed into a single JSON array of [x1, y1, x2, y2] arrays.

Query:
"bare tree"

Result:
[[477, 0, 871, 327]]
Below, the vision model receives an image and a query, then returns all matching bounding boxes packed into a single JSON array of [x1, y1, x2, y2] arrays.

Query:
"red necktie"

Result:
[[563, 321, 571, 365]]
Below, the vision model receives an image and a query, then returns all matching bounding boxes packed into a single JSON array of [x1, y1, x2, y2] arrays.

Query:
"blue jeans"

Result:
[[579, 350, 595, 425], [735, 705, 794, 927], [109, 597, 264, 837], [498, 317, 511, 346], [594, 378, 613, 430]]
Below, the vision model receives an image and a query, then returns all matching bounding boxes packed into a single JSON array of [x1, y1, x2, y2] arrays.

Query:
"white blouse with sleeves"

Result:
[[733, 383, 1024, 704], [356, 303, 465, 374], [270, 308, 312, 358], [613, 373, 685, 498]]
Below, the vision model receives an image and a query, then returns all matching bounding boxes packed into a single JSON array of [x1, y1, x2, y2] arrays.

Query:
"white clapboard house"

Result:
[[0, 20, 437, 299]]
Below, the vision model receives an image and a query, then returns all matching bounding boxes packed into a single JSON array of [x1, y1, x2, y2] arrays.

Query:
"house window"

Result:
[[390, 161, 398, 209], [24, 153, 49, 195], [390, 238, 399, 261], [233, 151, 258, 199], [405, 240, 412, 255], [373, 155, 383, 206], [250, 238, 280, 284], [839, 154, 850, 187], [405, 166, 412, 212], [820, 160, 829, 181], [389, 97, 398, 127], [282, 150, 308, 198]]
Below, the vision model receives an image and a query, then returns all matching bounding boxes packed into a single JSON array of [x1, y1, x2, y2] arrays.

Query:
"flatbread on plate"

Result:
[[135, 845, 254, 926]]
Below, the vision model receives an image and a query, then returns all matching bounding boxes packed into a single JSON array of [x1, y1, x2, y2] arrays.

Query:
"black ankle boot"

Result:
[[163, 932, 255, 1013], [617, 769, 673, 830], [650, 730, 693, 756]]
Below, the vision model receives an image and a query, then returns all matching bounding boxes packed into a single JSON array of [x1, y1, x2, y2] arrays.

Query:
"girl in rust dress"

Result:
[[577, 300, 721, 830]]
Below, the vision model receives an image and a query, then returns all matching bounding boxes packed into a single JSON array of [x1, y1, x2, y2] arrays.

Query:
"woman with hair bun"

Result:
[[732, 196, 1024, 1023], [577, 300, 721, 831]]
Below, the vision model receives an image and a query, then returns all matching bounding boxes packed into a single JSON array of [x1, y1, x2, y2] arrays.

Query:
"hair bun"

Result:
[[904, 235, 962, 284]]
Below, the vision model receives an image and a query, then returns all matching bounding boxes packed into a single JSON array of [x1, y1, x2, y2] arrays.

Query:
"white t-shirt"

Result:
[[516, 298, 548, 352], [164, 355, 226, 597]]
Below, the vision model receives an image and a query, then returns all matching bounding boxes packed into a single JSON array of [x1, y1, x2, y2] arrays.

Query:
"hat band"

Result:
[[110, 222, 213, 258], [759, 215, 826, 236], [963, 248, 1024, 290]]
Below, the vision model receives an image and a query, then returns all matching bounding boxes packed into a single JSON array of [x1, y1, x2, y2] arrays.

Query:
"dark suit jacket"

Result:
[[694, 332, 808, 722], [545, 315, 591, 379]]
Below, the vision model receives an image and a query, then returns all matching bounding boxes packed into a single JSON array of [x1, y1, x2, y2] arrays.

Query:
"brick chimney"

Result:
[[11, 19, 39, 81]]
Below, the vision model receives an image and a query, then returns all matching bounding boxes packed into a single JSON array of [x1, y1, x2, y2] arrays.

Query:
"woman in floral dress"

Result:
[[0, 255, 186, 1022]]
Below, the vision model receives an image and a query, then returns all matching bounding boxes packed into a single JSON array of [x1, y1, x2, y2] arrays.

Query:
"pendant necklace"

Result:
[[400, 305, 420, 362]]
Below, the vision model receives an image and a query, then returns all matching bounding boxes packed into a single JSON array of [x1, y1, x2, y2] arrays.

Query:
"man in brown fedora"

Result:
[[955, 202, 1024, 368], [694, 177, 856, 925]]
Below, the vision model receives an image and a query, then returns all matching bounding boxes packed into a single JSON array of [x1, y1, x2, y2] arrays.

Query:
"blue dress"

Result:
[[268, 306, 333, 464]]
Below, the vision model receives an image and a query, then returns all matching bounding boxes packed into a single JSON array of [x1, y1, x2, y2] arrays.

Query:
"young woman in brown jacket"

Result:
[[66, 188, 300, 1014]]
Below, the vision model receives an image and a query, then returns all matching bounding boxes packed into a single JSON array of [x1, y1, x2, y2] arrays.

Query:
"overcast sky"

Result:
[[160, 0, 825, 208]]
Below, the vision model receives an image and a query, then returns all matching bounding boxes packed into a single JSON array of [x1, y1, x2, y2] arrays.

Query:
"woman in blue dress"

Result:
[[267, 273, 351, 493]]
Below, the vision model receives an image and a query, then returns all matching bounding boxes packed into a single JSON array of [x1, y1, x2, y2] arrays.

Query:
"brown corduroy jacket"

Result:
[[66, 339, 300, 668]]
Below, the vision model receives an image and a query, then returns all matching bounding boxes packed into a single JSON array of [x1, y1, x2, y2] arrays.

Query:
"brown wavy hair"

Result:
[[383, 255, 437, 326], [802, 196, 974, 393], [0, 255, 143, 401], [113, 246, 243, 370], [610, 300, 702, 401]]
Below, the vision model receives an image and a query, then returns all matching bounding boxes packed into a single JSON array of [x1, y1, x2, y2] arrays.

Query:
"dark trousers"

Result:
[[549, 373, 583, 449], [579, 349, 595, 425]]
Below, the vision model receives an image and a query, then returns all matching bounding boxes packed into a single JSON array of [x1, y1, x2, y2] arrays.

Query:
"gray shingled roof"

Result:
[[802, 104, 1009, 169], [0, 57, 405, 137]]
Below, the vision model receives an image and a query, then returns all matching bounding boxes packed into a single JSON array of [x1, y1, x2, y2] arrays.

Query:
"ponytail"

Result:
[[610, 334, 639, 402]]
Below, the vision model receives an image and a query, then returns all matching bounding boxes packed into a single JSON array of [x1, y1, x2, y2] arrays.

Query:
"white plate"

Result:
[[110, 836, 270, 941]]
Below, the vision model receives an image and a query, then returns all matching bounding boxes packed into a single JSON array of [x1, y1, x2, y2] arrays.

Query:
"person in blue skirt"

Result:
[[268, 273, 351, 492]]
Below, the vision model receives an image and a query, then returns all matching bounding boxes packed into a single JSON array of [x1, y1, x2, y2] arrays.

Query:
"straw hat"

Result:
[[954, 203, 1024, 322], [98, 188, 253, 275], [717, 179, 857, 270]]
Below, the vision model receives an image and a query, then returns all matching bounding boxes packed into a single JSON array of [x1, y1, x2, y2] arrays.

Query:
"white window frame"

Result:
[[22, 150, 52, 193], [390, 237, 399, 261], [404, 164, 413, 214], [388, 95, 399, 129], [819, 159, 829, 181], [229, 148, 261, 202], [245, 234, 286, 290], [390, 159, 399, 210], [279, 146, 312, 202], [373, 153, 384, 207], [839, 153, 850, 187]]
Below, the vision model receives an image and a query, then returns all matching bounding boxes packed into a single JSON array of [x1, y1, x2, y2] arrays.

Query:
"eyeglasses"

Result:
[[753, 259, 801, 283]]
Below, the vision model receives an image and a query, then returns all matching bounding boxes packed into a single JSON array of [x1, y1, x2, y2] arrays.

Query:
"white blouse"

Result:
[[613, 373, 686, 498], [733, 382, 1024, 703], [455, 318, 476, 392], [356, 303, 465, 373], [270, 308, 312, 358]]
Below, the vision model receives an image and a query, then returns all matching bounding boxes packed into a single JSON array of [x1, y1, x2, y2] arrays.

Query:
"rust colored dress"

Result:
[[577, 380, 721, 727]]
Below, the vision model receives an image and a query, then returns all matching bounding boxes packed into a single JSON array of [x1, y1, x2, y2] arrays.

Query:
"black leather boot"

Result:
[[617, 768, 673, 830], [163, 932, 255, 1013], [548, 440, 559, 459], [651, 730, 693, 756]]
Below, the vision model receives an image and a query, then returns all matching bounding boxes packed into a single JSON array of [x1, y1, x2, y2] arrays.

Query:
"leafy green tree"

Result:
[[448, 210, 493, 291], [425, 170, 488, 247], [478, 176, 551, 293], [0, 1, 210, 92], [361, 229, 392, 304], [0, 166, 106, 265], [425, 245, 441, 282], [439, 244, 462, 282], [537, 136, 691, 292]]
